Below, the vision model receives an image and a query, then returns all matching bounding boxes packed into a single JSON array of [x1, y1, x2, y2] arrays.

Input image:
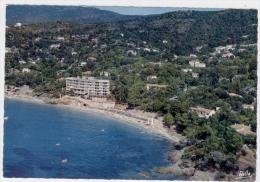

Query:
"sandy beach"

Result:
[[5, 93, 184, 143]]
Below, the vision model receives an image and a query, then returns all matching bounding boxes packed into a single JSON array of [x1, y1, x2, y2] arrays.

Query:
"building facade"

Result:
[[66, 77, 110, 97]]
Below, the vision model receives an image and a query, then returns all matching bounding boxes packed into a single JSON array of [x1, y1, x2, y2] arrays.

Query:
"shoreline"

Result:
[[6, 93, 246, 180], [5, 94, 184, 143]]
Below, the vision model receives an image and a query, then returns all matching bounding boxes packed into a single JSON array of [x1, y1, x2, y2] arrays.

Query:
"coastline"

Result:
[[5, 93, 184, 143], [5, 93, 241, 180]]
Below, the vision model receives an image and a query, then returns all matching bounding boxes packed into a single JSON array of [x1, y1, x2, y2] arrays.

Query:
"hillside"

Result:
[[114, 9, 257, 54], [6, 5, 139, 25]]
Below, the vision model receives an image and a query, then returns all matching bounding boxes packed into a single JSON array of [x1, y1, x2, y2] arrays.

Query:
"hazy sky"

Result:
[[97, 7, 223, 15]]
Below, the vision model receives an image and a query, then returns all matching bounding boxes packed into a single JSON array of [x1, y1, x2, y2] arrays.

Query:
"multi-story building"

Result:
[[66, 77, 110, 97]]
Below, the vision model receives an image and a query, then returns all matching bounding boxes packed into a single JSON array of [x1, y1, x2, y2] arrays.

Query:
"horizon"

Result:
[[7, 5, 224, 16], [96, 6, 224, 15]]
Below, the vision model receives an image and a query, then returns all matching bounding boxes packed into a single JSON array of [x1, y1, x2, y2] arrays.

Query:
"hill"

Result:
[[114, 9, 257, 54], [6, 5, 139, 25]]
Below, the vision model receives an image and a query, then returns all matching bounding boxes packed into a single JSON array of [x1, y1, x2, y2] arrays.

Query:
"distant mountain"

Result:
[[6, 5, 139, 25]]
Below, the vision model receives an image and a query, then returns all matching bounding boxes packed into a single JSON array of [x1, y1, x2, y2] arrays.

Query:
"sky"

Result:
[[96, 6, 223, 15]]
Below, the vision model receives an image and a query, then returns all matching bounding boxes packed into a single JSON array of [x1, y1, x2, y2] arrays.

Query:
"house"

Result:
[[190, 106, 216, 119], [242, 104, 254, 110], [189, 60, 206, 68], [49, 44, 60, 49], [231, 124, 256, 136], [147, 75, 157, 81], [192, 72, 199, 78], [162, 40, 168, 44], [152, 49, 159, 53], [189, 54, 197, 58], [34, 37, 42, 42], [127, 50, 137, 56], [22, 68, 31, 73], [5, 47, 11, 53], [71, 51, 77, 56], [222, 52, 235, 58], [87, 57, 97, 62], [146, 84, 168, 91], [56, 36, 65, 41], [80, 62, 87, 67], [182, 68, 192, 73], [143, 48, 151, 52], [127, 43, 136, 47], [19, 60, 26, 64]]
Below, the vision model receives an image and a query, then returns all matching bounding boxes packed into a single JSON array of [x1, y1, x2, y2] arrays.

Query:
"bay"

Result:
[[4, 98, 183, 180]]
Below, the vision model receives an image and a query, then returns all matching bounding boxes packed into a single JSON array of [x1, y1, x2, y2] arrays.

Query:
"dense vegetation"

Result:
[[5, 9, 257, 177]]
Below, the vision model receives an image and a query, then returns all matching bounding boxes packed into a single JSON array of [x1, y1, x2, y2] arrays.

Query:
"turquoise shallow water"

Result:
[[4, 98, 183, 179]]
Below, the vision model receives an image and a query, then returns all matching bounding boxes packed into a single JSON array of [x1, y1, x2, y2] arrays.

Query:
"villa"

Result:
[[189, 60, 206, 68], [190, 106, 216, 119]]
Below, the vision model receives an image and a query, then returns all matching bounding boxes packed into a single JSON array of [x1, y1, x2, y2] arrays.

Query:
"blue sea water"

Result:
[[4, 98, 183, 180]]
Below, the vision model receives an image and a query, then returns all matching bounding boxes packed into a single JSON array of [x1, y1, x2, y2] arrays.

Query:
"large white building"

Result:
[[66, 77, 110, 97]]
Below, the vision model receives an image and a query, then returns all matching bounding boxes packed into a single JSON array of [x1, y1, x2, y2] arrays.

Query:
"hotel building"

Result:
[[66, 77, 110, 97]]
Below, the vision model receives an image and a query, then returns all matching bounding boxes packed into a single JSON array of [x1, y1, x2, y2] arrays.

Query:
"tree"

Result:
[[164, 113, 173, 127]]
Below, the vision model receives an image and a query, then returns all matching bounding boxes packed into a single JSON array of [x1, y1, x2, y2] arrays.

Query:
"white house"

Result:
[[87, 57, 97, 62], [19, 60, 26, 64], [189, 60, 206, 68], [147, 75, 157, 81], [162, 40, 168, 44], [192, 72, 199, 78], [190, 106, 216, 119], [222, 52, 235, 58], [182, 68, 192, 73], [80, 62, 87, 67], [189, 54, 197, 58], [242, 104, 254, 110], [22, 68, 31, 73], [49, 44, 60, 49], [127, 50, 137, 56]]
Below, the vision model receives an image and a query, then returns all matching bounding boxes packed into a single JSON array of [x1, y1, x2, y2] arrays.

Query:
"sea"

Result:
[[4, 98, 184, 180]]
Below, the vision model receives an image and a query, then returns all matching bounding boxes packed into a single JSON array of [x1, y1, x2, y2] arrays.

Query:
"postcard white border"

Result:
[[0, 0, 259, 182]]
